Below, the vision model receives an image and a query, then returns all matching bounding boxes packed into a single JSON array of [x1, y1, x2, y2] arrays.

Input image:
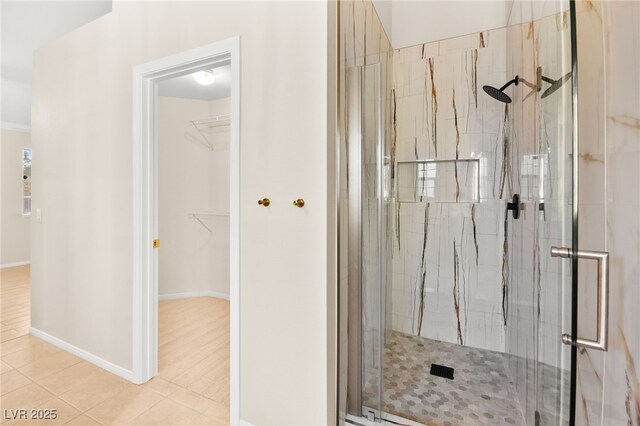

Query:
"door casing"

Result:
[[132, 36, 241, 425]]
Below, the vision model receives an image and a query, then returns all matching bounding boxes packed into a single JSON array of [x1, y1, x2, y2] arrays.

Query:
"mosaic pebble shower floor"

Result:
[[363, 331, 526, 426]]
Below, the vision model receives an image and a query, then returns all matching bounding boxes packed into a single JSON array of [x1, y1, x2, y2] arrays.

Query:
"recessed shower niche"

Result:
[[396, 159, 481, 203]]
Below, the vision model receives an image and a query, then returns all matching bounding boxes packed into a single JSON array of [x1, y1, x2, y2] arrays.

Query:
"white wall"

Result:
[[0, 78, 32, 128], [30, 2, 332, 425], [158, 96, 230, 299], [390, 1, 508, 49], [1, 0, 112, 127], [1, 129, 31, 267]]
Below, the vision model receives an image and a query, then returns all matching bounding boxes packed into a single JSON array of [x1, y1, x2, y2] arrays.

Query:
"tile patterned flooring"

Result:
[[363, 331, 526, 426], [0, 265, 229, 425], [509, 353, 570, 426]]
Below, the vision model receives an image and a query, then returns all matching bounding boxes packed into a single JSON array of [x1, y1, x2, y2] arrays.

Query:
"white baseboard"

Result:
[[29, 327, 135, 382], [207, 290, 231, 301], [1, 260, 30, 269], [238, 420, 254, 426], [159, 290, 230, 301]]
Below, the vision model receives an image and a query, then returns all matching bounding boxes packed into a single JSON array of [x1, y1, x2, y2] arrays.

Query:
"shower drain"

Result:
[[429, 363, 455, 380]]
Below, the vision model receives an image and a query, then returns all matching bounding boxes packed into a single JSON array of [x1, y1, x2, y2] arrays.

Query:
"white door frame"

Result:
[[132, 37, 240, 425]]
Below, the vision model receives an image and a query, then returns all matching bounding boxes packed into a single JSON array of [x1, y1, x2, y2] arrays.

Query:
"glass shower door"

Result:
[[346, 63, 385, 421], [361, 63, 385, 421], [532, 11, 575, 425]]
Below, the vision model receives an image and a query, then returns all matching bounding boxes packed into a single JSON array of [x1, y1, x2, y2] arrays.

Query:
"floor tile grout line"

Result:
[[17, 357, 85, 383], [1, 267, 230, 426]]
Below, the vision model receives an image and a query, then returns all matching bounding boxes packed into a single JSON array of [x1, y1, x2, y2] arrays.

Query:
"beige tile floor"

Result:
[[0, 265, 230, 425]]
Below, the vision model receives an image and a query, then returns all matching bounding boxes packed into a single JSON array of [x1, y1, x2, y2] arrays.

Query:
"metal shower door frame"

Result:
[[345, 62, 386, 422]]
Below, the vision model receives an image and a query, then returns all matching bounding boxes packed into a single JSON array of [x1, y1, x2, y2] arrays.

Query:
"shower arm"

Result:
[[496, 71, 557, 95], [499, 76, 519, 91]]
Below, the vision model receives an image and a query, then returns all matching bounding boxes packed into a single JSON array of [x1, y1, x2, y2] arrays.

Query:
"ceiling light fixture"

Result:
[[193, 70, 215, 86]]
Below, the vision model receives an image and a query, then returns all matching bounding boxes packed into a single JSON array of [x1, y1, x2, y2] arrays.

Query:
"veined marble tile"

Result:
[[390, 26, 510, 354]]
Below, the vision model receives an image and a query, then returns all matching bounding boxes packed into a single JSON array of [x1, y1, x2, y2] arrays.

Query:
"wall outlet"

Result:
[[36, 208, 42, 223]]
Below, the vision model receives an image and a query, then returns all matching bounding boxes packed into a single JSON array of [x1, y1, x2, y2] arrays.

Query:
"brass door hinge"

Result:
[[153, 239, 160, 249]]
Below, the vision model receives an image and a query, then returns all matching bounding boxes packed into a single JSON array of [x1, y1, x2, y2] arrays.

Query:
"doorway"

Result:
[[132, 38, 240, 425]]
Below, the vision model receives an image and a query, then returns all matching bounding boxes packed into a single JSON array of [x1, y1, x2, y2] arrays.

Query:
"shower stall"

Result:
[[337, 1, 611, 425]]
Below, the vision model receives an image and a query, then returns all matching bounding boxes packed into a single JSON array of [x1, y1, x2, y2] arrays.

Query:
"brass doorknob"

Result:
[[293, 199, 305, 208], [258, 198, 270, 207]]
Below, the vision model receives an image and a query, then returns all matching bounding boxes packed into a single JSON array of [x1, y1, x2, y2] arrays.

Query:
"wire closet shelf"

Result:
[[188, 212, 230, 234], [186, 114, 231, 151]]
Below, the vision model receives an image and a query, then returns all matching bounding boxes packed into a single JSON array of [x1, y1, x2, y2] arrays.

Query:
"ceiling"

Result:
[[372, 0, 570, 50], [1, 0, 112, 127], [158, 64, 231, 102], [373, 0, 509, 49]]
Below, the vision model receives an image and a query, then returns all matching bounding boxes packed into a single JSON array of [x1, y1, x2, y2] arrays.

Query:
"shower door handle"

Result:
[[551, 247, 609, 351]]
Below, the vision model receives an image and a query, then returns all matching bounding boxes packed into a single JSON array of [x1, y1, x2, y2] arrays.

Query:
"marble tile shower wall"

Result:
[[389, 30, 510, 352], [573, 2, 640, 425], [599, 4, 640, 424], [574, 1, 606, 423]]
